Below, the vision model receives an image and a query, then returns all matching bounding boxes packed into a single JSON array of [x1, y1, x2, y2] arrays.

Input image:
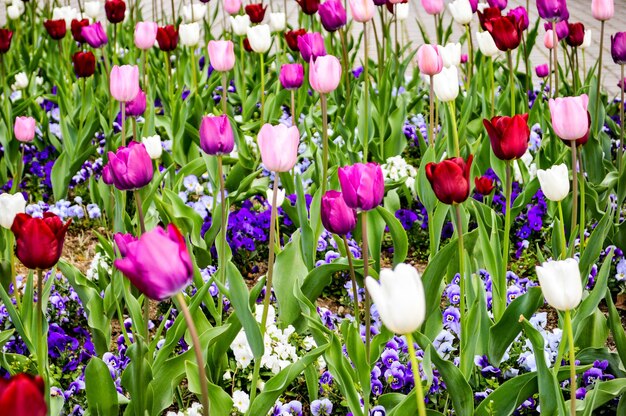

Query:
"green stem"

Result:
[[489, 57, 494, 117], [175, 293, 209, 416], [7, 232, 20, 309], [428, 207, 436, 260], [465, 23, 473, 87], [321, 93, 329, 196], [578, 150, 585, 252], [134, 190, 146, 235], [429, 75, 435, 148], [290, 89, 296, 128], [361, 210, 371, 415], [564, 309, 576, 416], [37, 269, 50, 412], [558, 201, 567, 259], [121, 102, 127, 147], [191, 48, 198, 92], [498, 161, 512, 320], [260, 53, 265, 121], [454, 204, 466, 373], [570, 142, 578, 238], [340, 28, 351, 99], [448, 101, 460, 157], [363, 22, 369, 161], [619, 64, 624, 184], [595, 21, 605, 128], [552, 21, 559, 97], [217, 155, 227, 325], [222, 72, 228, 115], [343, 235, 360, 326], [406, 333, 427, 416], [507, 50, 515, 116]]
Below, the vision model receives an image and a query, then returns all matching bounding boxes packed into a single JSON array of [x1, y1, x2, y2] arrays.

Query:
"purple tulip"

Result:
[[125, 89, 146, 117], [611, 32, 626, 64], [535, 63, 550, 78], [319, 0, 347, 32], [469, 0, 478, 12], [544, 20, 569, 40], [103, 141, 154, 191], [114, 224, 193, 301], [81, 22, 108, 48], [321, 190, 357, 235], [487, 0, 507, 10], [279, 63, 304, 90], [338, 162, 384, 211], [537, 0, 569, 22], [508, 6, 529, 31], [199, 114, 235, 155], [297, 32, 327, 63]]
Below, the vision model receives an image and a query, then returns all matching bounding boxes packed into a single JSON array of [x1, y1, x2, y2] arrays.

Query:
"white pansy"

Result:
[[232, 390, 250, 413], [12, 72, 29, 90]]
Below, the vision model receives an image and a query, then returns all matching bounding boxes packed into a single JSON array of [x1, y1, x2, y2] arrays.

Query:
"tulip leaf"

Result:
[[185, 361, 233, 416], [85, 356, 119, 416], [574, 248, 613, 335], [604, 289, 626, 368], [571, 379, 626, 416], [416, 146, 437, 213], [375, 205, 408, 265], [273, 231, 309, 326], [579, 208, 612, 282]]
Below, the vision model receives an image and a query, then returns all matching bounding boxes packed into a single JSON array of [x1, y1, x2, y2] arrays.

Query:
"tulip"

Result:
[[536, 63, 550, 78], [13, 116, 36, 143], [247, 24, 272, 53], [82, 22, 108, 49], [476, 31, 500, 57], [298, 32, 327, 62], [438, 42, 462, 68], [396, 3, 410, 20], [114, 225, 193, 301], [537, 164, 569, 202], [349, 0, 375, 22], [484, 15, 523, 51], [566, 22, 585, 47], [0, 192, 26, 229], [224, 0, 242, 15], [581, 30, 592, 49], [183, 3, 207, 23], [11, 212, 71, 270], [507, 6, 529, 31], [448, 0, 472, 25], [266, 187, 286, 207], [280, 63, 304, 90], [7, 3, 24, 20], [285, 29, 306, 51], [544, 20, 569, 40], [52, 6, 78, 29], [425, 155, 473, 204], [157, 25, 178, 51], [104, 142, 154, 191], [110, 65, 140, 102], [179, 23, 201, 47], [421, 0, 444, 15], [536, 0, 568, 22], [44, 19, 67, 40], [562, 111, 591, 147], [319, 0, 347, 32], [536, 259, 582, 311], [71, 18, 89, 43], [257, 124, 300, 172], [417, 44, 443, 75], [612, 32, 626, 64], [0, 29, 13, 54], [297, 0, 321, 14], [199, 115, 235, 155], [134, 22, 158, 50], [142, 135, 163, 159], [432, 66, 459, 102], [72, 51, 96, 78], [544, 30, 555, 49], [0, 373, 47, 416], [487, 0, 506, 10], [230, 15, 251, 37], [549, 95, 589, 141], [365, 263, 426, 334], [338, 162, 384, 211], [208, 40, 236, 72], [309, 55, 342, 94], [483, 114, 530, 160], [105, 0, 126, 24], [125, 89, 146, 117], [321, 190, 357, 235], [591, 0, 613, 21], [269, 12, 286, 32], [245, 3, 267, 23], [478, 7, 501, 30], [84, 1, 101, 19], [474, 176, 495, 195]]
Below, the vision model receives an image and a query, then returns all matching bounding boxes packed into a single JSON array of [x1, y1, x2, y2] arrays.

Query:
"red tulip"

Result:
[[70, 19, 89, 43], [73, 51, 96, 78], [243, 37, 253, 52], [0, 29, 13, 53], [156, 25, 178, 51], [44, 19, 67, 40], [474, 176, 495, 195], [245, 3, 267, 23], [478, 6, 501, 30], [565, 22, 585, 47], [11, 212, 71, 270], [0, 374, 46, 416], [105, 0, 126, 24], [484, 15, 522, 51], [296, 0, 321, 15], [285, 29, 306, 51], [425, 155, 473, 205], [483, 114, 530, 160]]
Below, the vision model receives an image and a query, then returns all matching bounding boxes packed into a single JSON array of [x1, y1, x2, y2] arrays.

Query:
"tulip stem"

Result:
[[557, 201, 567, 259], [498, 161, 512, 321], [507, 50, 515, 116], [552, 21, 559, 97], [570, 142, 578, 238], [320, 93, 329, 196], [363, 22, 370, 161], [290, 89, 296, 128], [221, 72, 228, 115], [121, 102, 127, 147], [134, 190, 146, 235], [239, 37, 246, 100], [6, 232, 20, 309], [339, 28, 351, 99], [361, 210, 371, 415], [564, 309, 576, 416], [132, 117, 138, 143], [465, 23, 473, 87], [578, 150, 585, 252], [217, 155, 227, 325], [595, 21, 605, 131], [342, 235, 360, 327], [191, 49, 198, 92], [260, 52, 266, 121], [619, 64, 625, 179], [489, 58, 495, 117], [447, 101, 460, 157], [36, 269, 50, 412], [429, 75, 435, 148], [171, 0, 176, 24], [454, 203, 467, 375], [175, 293, 209, 416], [406, 333, 426, 416]]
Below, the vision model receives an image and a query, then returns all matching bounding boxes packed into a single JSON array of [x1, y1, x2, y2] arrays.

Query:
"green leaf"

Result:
[[574, 378, 626, 416], [185, 361, 234, 416], [605, 289, 626, 368], [85, 357, 119, 416], [375, 206, 408, 265], [273, 231, 309, 326]]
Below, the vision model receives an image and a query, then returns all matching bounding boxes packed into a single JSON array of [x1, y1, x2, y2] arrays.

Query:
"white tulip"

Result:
[[268, 12, 286, 33], [437, 43, 461, 68], [581, 30, 592, 50], [536, 259, 582, 311], [0, 193, 26, 229], [476, 31, 499, 57], [52, 6, 78, 29], [266, 187, 286, 207], [396, 3, 409, 21], [365, 263, 426, 335], [247, 24, 271, 53], [448, 0, 473, 25], [84, 1, 101, 19], [142, 135, 163, 159], [230, 15, 251, 37], [7, 2, 24, 19], [432, 66, 459, 102], [179, 23, 201, 46], [183, 3, 207, 23], [537, 164, 569, 202], [12, 72, 28, 90]]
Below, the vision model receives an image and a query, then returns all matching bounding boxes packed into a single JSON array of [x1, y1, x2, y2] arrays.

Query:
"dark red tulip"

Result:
[[156, 25, 178, 51], [560, 112, 591, 147], [285, 29, 306, 51], [105, 0, 126, 24], [478, 7, 501, 30], [0, 374, 46, 416], [11, 212, 71, 270], [71, 18, 89, 43], [296, 0, 321, 15], [474, 176, 495, 195], [565, 22, 585, 47], [483, 114, 530, 160], [243, 37, 253, 52], [425, 155, 473, 205], [0, 29, 13, 53], [245, 3, 267, 23], [484, 15, 523, 51], [73, 51, 96, 78], [44, 19, 67, 40]]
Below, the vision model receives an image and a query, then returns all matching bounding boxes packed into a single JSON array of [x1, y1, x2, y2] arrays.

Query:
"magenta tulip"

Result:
[[417, 44, 443, 76], [537, 0, 569, 22], [134, 21, 158, 50], [103, 142, 154, 191], [125, 89, 146, 117], [199, 115, 235, 155], [549, 95, 590, 141], [110, 65, 140, 102], [309, 55, 342, 94], [279, 63, 304, 90], [319, 0, 347, 32], [338, 162, 384, 211], [536, 63, 550, 78], [297, 32, 327, 63], [81, 22, 108, 48], [207, 40, 235, 72], [258, 124, 300, 172], [14, 116, 36, 143], [321, 190, 357, 235]]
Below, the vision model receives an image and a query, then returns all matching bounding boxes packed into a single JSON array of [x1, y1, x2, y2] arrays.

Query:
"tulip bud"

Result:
[[591, 0, 613, 21], [319, 0, 347, 32], [230, 15, 251, 36], [84, 1, 101, 19], [269, 12, 286, 32], [12, 212, 71, 270], [224, 0, 242, 15], [487, 0, 507, 10], [125, 89, 147, 117], [266, 187, 286, 207], [298, 32, 327, 62], [535, 63, 549, 78], [105, 0, 126, 24], [309, 55, 342, 94], [142, 135, 163, 159], [425, 155, 473, 204], [396, 3, 410, 20], [0, 29, 13, 54], [82, 22, 109, 49], [0, 373, 47, 416], [448, 0, 472, 24], [537, 164, 569, 202], [134, 21, 158, 50], [179, 22, 201, 46], [417, 44, 443, 76], [280, 63, 304, 90], [476, 31, 500, 57], [581, 30, 591, 50], [349, 0, 376, 22], [507, 6, 529, 31], [157, 25, 179, 51], [365, 263, 426, 335], [536, 0, 569, 23], [548, 95, 590, 141], [483, 114, 530, 160], [257, 124, 300, 172], [71, 18, 89, 43], [321, 190, 357, 235], [183, 3, 207, 23], [566, 22, 585, 47], [421, 0, 444, 15], [0, 192, 26, 229], [44, 19, 67, 40], [245, 3, 267, 23], [474, 176, 495, 195], [432, 66, 459, 102], [544, 20, 570, 40], [611, 32, 626, 64], [73, 51, 96, 78], [296, 0, 321, 14], [52, 6, 79, 29], [208, 40, 236, 72], [544, 30, 555, 49], [199, 115, 235, 155], [338, 162, 384, 211], [536, 259, 582, 311], [103, 142, 154, 190], [438, 42, 462, 67], [247, 24, 272, 53], [110, 65, 140, 102], [285, 29, 306, 51], [7, 4, 24, 20], [14, 116, 36, 143], [484, 15, 522, 51]]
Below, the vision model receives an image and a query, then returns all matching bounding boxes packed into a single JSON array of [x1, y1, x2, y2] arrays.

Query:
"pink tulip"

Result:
[[258, 124, 300, 172], [544, 30, 554, 49], [103, 141, 154, 191], [134, 21, 158, 50], [207, 40, 236, 72], [224, 0, 242, 15], [14, 116, 36, 143], [338, 162, 384, 211], [114, 224, 193, 301], [199, 114, 235, 155], [591, 0, 613, 21], [417, 44, 443, 76], [349, 0, 375, 22], [110, 65, 140, 102], [421, 0, 444, 14], [549, 95, 590, 141], [309, 55, 342, 94]]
